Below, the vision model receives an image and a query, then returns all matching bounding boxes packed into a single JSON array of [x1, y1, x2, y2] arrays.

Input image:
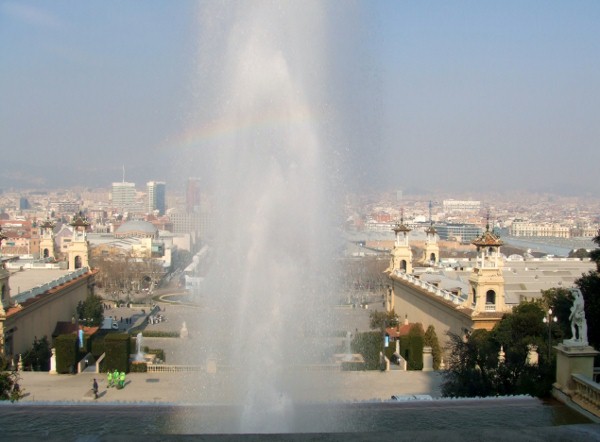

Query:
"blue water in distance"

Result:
[[0, 397, 590, 437]]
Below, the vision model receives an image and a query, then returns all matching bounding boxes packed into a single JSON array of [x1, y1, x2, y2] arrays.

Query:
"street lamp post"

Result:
[[543, 308, 558, 361]]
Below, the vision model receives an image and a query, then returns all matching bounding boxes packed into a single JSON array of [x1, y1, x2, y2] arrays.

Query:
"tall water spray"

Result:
[[185, 2, 341, 433]]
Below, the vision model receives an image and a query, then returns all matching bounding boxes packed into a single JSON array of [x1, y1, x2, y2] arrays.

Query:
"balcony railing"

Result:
[[147, 364, 204, 373], [571, 373, 600, 417], [393, 271, 465, 306]]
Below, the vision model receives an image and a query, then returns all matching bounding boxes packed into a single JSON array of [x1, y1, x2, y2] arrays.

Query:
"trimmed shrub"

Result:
[[146, 349, 165, 362], [341, 361, 365, 371], [55, 334, 78, 374], [88, 328, 113, 359], [130, 362, 148, 373], [90, 334, 106, 358], [399, 335, 424, 370], [351, 331, 383, 370], [424, 325, 442, 370], [104, 333, 130, 373]]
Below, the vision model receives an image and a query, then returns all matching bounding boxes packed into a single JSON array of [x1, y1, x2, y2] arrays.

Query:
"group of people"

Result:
[[107, 369, 126, 390], [147, 313, 166, 325], [91, 370, 127, 399]]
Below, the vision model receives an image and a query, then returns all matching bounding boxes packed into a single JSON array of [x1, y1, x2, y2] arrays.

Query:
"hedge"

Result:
[[351, 331, 383, 370], [90, 329, 113, 358], [55, 334, 78, 374], [341, 360, 365, 371], [399, 335, 424, 370], [130, 362, 147, 372], [104, 333, 130, 373], [145, 348, 165, 362]]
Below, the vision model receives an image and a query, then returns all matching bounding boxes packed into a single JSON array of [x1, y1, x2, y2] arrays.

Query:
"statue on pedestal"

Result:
[[525, 344, 539, 366], [498, 345, 505, 366], [567, 288, 588, 346], [180, 321, 189, 339]]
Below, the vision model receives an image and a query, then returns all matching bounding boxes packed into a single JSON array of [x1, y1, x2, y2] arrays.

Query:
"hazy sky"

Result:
[[1, 1, 599, 196]]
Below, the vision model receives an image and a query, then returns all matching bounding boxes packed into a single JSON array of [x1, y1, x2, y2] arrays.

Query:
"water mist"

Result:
[[184, 2, 341, 433]]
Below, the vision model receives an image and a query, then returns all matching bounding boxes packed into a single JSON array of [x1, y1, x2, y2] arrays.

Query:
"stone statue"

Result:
[[525, 344, 539, 366], [498, 345, 505, 366], [568, 288, 588, 346], [180, 321, 189, 339]]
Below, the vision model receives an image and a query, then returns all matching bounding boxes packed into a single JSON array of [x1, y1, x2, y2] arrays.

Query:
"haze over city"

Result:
[[2, 2, 600, 437], [1, 1, 600, 196]]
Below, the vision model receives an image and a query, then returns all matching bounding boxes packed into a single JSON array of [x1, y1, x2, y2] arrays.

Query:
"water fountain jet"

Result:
[[184, 2, 341, 433]]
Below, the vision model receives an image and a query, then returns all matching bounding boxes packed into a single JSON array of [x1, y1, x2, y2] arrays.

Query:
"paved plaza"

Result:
[[9, 297, 600, 441], [16, 369, 443, 404], [11, 296, 600, 442], [16, 297, 445, 404], [8, 294, 449, 404]]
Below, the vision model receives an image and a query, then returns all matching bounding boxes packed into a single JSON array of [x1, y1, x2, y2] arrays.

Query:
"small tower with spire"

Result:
[[67, 213, 90, 270], [468, 212, 506, 317], [422, 201, 439, 266], [39, 218, 56, 260], [387, 210, 413, 274]]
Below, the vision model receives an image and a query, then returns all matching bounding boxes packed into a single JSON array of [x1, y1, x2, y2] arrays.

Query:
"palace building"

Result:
[[386, 220, 595, 342], [0, 219, 97, 360]]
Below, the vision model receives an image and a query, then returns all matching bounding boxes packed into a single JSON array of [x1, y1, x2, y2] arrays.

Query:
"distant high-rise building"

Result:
[[442, 199, 481, 213], [186, 178, 202, 213], [170, 208, 211, 237], [54, 201, 80, 216], [19, 197, 30, 210], [434, 223, 482, 244], [111, 182, 137, 212], [147, 181, 166, 215]]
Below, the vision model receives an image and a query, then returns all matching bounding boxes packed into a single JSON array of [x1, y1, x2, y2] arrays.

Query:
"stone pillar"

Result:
[[554, 342, 599, 394], [379, 351, 390, 372], [422, 346, 433, 371], [49, 348, 57, 374]]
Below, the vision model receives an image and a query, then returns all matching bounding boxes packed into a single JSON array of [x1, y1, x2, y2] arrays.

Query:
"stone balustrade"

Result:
[[146, 363, 340, 373], [571, 373, 600, 417], [394, 270, 465, 306], [147, 365, 205, 373], [12, 267, 89, 305]]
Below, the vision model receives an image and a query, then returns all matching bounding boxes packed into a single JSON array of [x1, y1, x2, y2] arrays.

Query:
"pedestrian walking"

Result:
[[92, 378, 98, 399]]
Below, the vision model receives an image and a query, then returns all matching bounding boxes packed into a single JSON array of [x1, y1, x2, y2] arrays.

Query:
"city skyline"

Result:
[[1, 1, 600, 196]]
